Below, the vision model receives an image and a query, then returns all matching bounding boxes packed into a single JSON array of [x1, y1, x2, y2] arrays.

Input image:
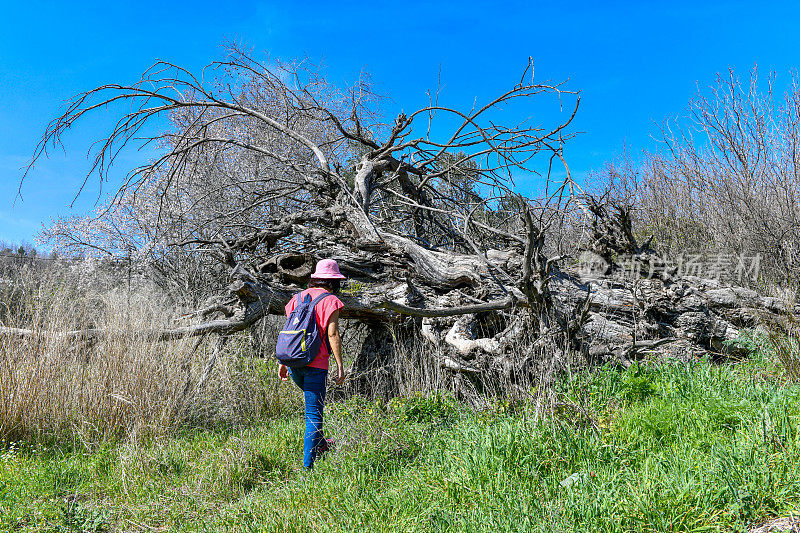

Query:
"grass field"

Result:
[[1, 348, 799, 532]]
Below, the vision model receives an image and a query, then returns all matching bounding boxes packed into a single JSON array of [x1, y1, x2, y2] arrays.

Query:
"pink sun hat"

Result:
[[310, 258, 346, 280]]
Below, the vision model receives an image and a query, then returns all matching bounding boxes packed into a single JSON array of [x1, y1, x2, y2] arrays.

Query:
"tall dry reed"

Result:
[[0, 278, 294, 445], [768, 323, 800, 382]]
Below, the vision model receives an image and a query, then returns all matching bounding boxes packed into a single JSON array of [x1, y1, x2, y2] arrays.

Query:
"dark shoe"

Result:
[[317, 438, 335, 455]]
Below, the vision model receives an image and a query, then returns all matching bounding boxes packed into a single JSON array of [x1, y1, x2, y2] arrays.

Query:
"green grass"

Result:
[[2, 353, 800, 532]]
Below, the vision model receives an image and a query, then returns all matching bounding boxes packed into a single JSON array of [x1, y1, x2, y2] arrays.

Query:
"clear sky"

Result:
[[2, 0, 799, 246]]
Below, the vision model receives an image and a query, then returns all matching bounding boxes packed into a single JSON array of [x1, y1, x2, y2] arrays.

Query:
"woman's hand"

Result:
[[278, 364, 289, 381], [328, 310, 345, 386]]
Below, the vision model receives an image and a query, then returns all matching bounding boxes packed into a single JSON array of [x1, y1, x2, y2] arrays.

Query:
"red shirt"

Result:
[[284, 288, 344, 370]]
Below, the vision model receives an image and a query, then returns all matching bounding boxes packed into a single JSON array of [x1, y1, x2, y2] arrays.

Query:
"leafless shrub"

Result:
[[599, 67, 800, 289]]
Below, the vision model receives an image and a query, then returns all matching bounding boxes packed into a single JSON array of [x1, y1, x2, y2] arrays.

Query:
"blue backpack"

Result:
[[276, 292, 332, 368]]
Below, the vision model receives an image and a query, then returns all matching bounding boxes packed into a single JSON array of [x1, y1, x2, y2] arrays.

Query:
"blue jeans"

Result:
[[288, 366, 327, 469]]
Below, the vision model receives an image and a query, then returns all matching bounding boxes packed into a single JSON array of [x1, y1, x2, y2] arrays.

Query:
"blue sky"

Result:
[[2, 0, 799, 246]]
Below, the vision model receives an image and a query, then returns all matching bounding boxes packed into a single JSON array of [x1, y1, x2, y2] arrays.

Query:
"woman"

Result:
[[278, 258, 346, 469]]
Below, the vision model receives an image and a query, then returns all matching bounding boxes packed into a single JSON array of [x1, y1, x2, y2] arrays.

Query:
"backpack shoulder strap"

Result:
[[309, 292, 334, 353], [309, 291, 332, 308], [293, 292, 313, 308]]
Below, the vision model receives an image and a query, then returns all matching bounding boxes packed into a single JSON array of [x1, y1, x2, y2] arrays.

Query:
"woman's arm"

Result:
[[327, 309, 345, 385]]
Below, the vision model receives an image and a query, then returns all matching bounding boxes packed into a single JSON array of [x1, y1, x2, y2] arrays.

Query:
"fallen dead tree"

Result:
[[6, 201, 791, 399], [12, 47, 794, 397]]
